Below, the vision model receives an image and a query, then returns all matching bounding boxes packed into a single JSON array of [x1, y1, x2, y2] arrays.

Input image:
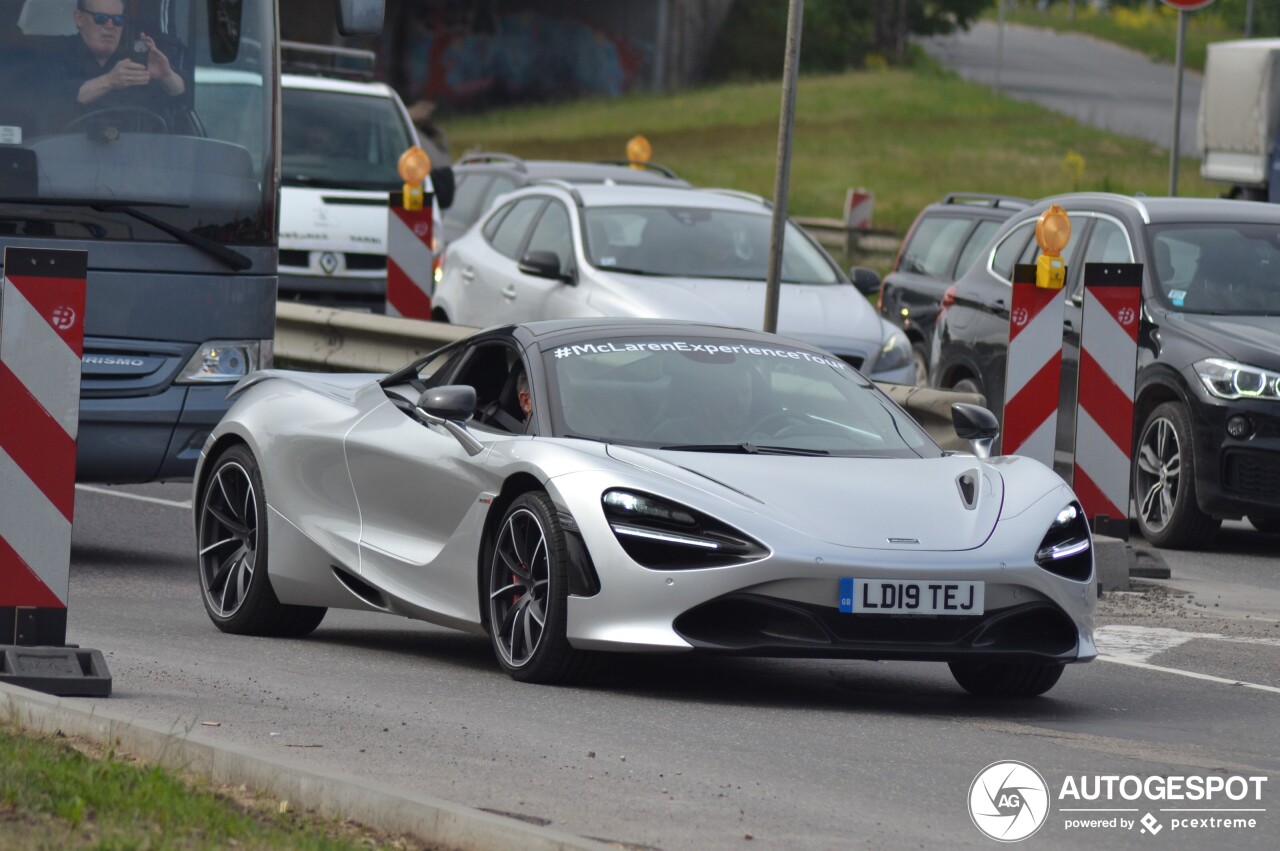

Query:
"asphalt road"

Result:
[[922, 21, 1203, 159], [60, 482, 1279, 850]]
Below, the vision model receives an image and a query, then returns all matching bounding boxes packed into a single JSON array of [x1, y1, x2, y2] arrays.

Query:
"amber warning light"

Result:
[[1035, 204, 1071, 290], [626, 135, 652, 170], [398, 146, 432, 210]]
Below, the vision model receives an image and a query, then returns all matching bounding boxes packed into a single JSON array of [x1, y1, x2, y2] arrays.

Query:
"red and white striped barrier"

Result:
[[844, 187, 874, 231], [1072, 263, 1142, 534], [0, 247, 86, 646], [1001, 263, 1068, 466], [385, 182, 436, 320]]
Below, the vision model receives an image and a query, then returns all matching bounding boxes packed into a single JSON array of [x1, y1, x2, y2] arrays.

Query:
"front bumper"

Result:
[[278, 271, 387, 312], [1188, 387, 1280, 519], [549, 471, 1096, 663]]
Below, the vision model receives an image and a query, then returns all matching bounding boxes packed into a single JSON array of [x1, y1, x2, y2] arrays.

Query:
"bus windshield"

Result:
[[0, 0, 275, 246]]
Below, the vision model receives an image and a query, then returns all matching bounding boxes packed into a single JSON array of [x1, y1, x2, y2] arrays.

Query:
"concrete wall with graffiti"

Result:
[[390, 0, 660, 108]]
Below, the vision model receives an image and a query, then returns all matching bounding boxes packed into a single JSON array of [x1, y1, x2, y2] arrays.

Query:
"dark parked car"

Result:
[[931, 193, 1280, 548], [440, 152, 690, 246], [879, 193, 1028, 385]]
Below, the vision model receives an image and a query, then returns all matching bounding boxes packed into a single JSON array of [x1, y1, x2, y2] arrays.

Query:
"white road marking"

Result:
[[1095, 625, 1280, 695], [75, 484, 191, 510]]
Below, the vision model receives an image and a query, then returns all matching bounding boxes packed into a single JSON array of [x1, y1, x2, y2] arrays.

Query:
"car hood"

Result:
[[606, 446, 1004, 551], [590, 274, 884, 356], [1164, 312, 1280, 371], [279, 186, 390, 254]]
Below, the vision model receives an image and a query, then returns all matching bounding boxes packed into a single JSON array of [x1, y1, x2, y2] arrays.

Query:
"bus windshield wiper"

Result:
[[0, 197, 251, 272], [93, 202, 251, 271]]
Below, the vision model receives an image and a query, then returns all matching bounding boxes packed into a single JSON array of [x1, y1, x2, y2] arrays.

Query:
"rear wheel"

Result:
[[486, 492, 595, 683], [911, 342, 930, 386], [1133, 402, 1219, 549], [196, 444, 327, 637], [949, 660, 1064, 698]]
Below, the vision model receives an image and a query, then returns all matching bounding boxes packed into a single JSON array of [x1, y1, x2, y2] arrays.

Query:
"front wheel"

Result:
[[196, 444, 327, 637], [1133, 402, 1220, 549], [486, 492, 596, 684], [949, 660, 1064, 698], [950, 376, 982, 397], [912, 342, 930, 387]]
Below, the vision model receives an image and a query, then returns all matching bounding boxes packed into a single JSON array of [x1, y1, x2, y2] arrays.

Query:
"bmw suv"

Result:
[[931, 193, 1280, 548]]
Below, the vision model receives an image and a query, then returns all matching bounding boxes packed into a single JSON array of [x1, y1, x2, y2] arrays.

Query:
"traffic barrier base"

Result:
[[0, 646, 112, 697]]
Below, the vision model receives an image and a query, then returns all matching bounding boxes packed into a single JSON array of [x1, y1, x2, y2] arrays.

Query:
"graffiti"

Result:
[[396, 12, 652, 107]]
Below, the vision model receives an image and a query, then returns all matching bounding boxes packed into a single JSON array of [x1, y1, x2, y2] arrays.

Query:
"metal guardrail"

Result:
[[273, 303, 983, 450]]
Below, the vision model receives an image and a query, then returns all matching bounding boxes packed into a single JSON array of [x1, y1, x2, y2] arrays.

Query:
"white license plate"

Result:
[[839, 578, 984, 615]]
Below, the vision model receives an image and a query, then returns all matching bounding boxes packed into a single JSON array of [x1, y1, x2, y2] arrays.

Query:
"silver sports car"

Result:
[[194, 319, 1096, 697]]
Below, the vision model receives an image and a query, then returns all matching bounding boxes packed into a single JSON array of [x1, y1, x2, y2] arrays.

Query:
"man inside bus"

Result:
[[57, 0, 186, 126]]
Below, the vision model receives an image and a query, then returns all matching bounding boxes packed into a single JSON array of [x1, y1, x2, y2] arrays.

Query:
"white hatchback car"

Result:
[[434, 183, 916, 383]]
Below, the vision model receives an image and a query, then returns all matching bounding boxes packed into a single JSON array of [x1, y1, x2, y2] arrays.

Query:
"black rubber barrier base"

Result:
[[0, 646, 112, 697]]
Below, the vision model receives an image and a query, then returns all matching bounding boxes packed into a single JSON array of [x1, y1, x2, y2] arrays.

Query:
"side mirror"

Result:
[[335, 0, 385, 36], [951, 403, 999, 459], [416, 385, 476, 422], [849, 266, 882, 298], [518, 250, 570, 282], [415, 385, 483, 456]]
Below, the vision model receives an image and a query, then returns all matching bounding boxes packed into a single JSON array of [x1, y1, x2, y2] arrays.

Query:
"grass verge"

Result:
[[0, 722, 433, 850], [445, 62, 1219, 236]]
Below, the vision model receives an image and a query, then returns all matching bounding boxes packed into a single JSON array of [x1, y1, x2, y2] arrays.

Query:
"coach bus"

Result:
[[0, 0, 383, 482]]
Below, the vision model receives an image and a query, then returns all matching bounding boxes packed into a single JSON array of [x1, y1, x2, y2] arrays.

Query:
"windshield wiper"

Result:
[[0, 197, 251, 272], [95, 203, 252, 271], [659, 442, 829, 456]]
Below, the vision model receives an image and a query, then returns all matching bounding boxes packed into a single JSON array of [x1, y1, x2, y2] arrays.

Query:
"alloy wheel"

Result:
[[198, 462, 259, 618], [1136, 416, 1180, 534], [489, 507, 550, 668]]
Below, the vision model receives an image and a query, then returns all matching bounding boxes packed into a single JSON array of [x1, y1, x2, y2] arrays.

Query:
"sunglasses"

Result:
[[85, 12, 126, 26]]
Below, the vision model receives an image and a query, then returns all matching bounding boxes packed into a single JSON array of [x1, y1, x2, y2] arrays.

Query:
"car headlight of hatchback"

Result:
[[177, 340, 272, 383], [875, 330, 912, 373], [1195, 358, 1280, 401], [1034, 502, 1092, 582], [602, 489, 768, 569]]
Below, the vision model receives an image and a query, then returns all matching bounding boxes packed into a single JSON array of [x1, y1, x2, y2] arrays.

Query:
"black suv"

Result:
[[931, 193, 1280, 548], [878, 193, 1028, 385], [441, 153, 690, 245]]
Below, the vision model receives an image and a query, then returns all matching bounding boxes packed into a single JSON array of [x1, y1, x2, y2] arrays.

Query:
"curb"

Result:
[[0, 681, 613, 851]]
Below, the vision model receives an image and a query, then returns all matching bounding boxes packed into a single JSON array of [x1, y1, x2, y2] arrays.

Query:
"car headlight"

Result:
[[602, 489, 768, 569], [176, 340, 272, 383], [1034, 502, 1092, 582], [1195, 358, 1280, 401], [875, 330, 912, 373]]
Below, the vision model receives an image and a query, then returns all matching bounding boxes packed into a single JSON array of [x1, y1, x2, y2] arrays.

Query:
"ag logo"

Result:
[[968, 760, 1050, 842], [413, 221, 430, 238], [1011, 306, 1030, 328], [50, 306, 77, 330], [1116, 306, 1136, 326], [319, 252, 339, 275]]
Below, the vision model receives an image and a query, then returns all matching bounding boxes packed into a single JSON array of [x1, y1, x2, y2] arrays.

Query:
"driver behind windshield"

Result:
[[58, 0, 185, 121]]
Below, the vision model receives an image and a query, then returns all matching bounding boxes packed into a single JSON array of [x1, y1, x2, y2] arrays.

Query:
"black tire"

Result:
[[486, 492, 597, 684], [949, 660, 1064, 698], [432, 307, 451, 323], [1248, 515, 1280, 534], [911, 342, 930, 387], [196, 445, 327, 637], [1133, 402, 1220, 549]]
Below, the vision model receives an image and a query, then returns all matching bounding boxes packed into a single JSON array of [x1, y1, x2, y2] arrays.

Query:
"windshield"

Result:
[[280, 85, 414, 190], [542, 336, 937, 457], [1148, 223, 1280, 315], [0, 0, 275, 246], [583, 206, 841, 284]]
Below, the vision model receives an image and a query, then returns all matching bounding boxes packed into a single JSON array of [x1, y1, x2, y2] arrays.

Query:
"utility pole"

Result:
[[764, 0, 804, 333]]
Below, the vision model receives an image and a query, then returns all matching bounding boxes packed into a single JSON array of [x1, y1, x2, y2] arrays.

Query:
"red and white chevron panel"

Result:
[[385, 190, 435, 320], [1072, 263, 1143, 525], [1002, 263, 1067, 466], [0, 247, 87, 639]]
